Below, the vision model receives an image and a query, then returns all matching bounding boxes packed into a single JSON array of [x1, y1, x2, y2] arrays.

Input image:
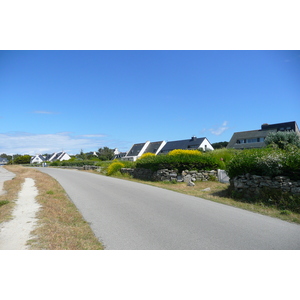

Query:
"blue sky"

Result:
[[1, 50, 300, 155]]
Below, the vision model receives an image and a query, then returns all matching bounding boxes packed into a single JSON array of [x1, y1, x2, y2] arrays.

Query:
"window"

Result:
[[236, 137, 265, 144]]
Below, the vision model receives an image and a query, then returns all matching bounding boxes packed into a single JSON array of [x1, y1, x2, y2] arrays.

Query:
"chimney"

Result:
[[191, 136, 197, 141], [261, 123, 269, 130]]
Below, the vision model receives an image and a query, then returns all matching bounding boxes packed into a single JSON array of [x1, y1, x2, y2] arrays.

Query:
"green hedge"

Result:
[[135, 153, 221, 172], [226, 147, 300, 180], [50, 160, 97, 167]]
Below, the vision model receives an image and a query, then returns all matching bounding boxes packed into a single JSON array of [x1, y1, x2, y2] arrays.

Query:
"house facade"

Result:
[[30, 155, 46, 164], [0, 157, 8, 165], [227, 121, 300, 150]]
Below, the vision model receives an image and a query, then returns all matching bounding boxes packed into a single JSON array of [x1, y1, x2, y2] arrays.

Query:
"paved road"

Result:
[[0, 166, 15, 195], [36, 167, 300, 250]]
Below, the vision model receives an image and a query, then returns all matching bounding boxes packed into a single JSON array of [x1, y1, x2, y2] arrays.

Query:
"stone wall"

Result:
[[230, 174, 300, 196], [120, 168, 218, 182]]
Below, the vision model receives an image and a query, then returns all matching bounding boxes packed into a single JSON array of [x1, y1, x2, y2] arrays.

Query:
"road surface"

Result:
[[36, 167, 300, 250]]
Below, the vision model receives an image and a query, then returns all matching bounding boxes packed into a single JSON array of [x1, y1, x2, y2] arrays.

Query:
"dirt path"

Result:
[[0, 177, 41, 250]]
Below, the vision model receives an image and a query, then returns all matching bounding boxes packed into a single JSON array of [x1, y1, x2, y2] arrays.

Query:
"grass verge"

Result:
[[100, 172, 300, 224], [2, 165, 103, 250]]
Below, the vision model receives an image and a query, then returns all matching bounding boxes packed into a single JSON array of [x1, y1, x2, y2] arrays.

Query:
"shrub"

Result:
[[226, 147, 300, 180], [168, 149, 202, 156], [107, 161, 125, 176], [136, 152, 221, 172], [137, 152, 156, 160], [265, 130, 300, 149], [205, 148, 237, 169]]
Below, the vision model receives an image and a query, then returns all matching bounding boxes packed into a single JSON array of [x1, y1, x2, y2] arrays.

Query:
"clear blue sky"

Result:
[[1, 50, 299, 155]]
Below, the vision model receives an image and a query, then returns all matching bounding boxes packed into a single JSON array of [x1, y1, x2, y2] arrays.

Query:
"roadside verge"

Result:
[[0, 166, 103, 250]]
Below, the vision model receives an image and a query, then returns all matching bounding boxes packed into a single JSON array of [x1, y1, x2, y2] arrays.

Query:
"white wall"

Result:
[[199, 139, 214, 151]]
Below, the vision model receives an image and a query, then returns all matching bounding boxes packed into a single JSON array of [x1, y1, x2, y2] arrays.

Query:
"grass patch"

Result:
[[0, 200, 9, 207], [2, 165, 103, 250]]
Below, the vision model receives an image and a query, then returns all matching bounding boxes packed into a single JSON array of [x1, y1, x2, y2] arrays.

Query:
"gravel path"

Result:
[[0, 176, 41, 250]]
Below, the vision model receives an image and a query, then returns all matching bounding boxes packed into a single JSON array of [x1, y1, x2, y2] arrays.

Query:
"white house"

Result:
[[47, 152, 71, 162], [31, 151, 71, 164], [30, 155, 46, 164], [122, 141, 166, 161]]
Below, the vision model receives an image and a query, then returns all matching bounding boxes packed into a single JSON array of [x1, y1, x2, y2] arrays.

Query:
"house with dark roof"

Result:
[[158, 136, 214, 154], [122, 141, 166, 161], [227, 121, 300, 150], [31, 151, 71, 164], [0, 157, 8, 165], [30, 155, 46, 164], [47, 151, 71, 162]]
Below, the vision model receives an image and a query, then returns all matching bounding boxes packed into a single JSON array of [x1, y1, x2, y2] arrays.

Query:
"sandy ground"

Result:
[[0, 172, 41, 250]]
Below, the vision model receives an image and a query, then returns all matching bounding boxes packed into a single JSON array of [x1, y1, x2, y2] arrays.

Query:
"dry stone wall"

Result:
[[230, 174, 300, 196], [120, 168, 218, 182]]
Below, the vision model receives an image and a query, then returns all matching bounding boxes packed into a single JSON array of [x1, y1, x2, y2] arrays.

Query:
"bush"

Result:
[[226, 147, 300, 180], [136, 152, 221, 172], [168, 149, 202, 156], [107, 161, 125, 176], [137, 152, 156, 160], [265, 130, 300, 149], [205, 148, 237, 169]]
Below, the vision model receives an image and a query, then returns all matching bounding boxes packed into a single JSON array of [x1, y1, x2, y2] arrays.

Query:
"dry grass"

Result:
[[2, 165, 103, 250], [0, 167, 24, 223]]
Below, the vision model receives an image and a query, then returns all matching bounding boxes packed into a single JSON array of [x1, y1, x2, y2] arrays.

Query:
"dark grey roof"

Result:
[[144, 141, 164, 154], [261, 121, 299, 133], [126, 143, 146, 157], [159, 137, 206, 154]]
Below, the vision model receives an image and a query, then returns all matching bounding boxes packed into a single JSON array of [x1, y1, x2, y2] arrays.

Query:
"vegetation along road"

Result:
[[37, 167, 300, 250]]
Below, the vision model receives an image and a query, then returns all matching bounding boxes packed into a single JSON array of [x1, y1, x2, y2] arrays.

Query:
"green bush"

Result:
[[107, 161, 125, 176], [136, 152, 221, 172], [205, 148, 237, 169], [226, 147, 300, 180], [265, 130, 300, 149]]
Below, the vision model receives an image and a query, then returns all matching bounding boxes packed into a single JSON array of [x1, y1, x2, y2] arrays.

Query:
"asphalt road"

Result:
[[36, 167, 300, 250]]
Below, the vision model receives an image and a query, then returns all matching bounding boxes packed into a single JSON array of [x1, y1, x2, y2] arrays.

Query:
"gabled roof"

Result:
[[159, 137, 207, 154], [30, 155, 46, 163], [126, 142, 147, 157], [143, 141, 165, 154]]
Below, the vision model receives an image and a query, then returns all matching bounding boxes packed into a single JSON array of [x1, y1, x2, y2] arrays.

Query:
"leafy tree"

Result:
[[265, 131, 300, 149], [13, 155, 31, 164], [211, 141, 228, 149], [97, 147, 114, 161]]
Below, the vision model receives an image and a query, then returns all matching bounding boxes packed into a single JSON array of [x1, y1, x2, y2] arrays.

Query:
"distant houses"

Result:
[[30, 151, 71, 164], [122, 141, 166, 161], [121, 137, 214, 161]]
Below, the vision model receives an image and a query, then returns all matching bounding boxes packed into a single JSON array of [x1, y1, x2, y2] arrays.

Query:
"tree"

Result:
[[97, 147, 114, 161], [211, 141, 228, 149], [265, 131, 300, 149], [13, 155, 31, 164]]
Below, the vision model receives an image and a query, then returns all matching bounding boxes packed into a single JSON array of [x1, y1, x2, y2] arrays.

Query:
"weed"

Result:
[[0, 200, 9, 207]]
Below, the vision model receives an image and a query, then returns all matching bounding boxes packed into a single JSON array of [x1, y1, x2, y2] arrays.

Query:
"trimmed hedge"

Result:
[[226, 147, 300, 180], [135, 153, 221, 172]]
